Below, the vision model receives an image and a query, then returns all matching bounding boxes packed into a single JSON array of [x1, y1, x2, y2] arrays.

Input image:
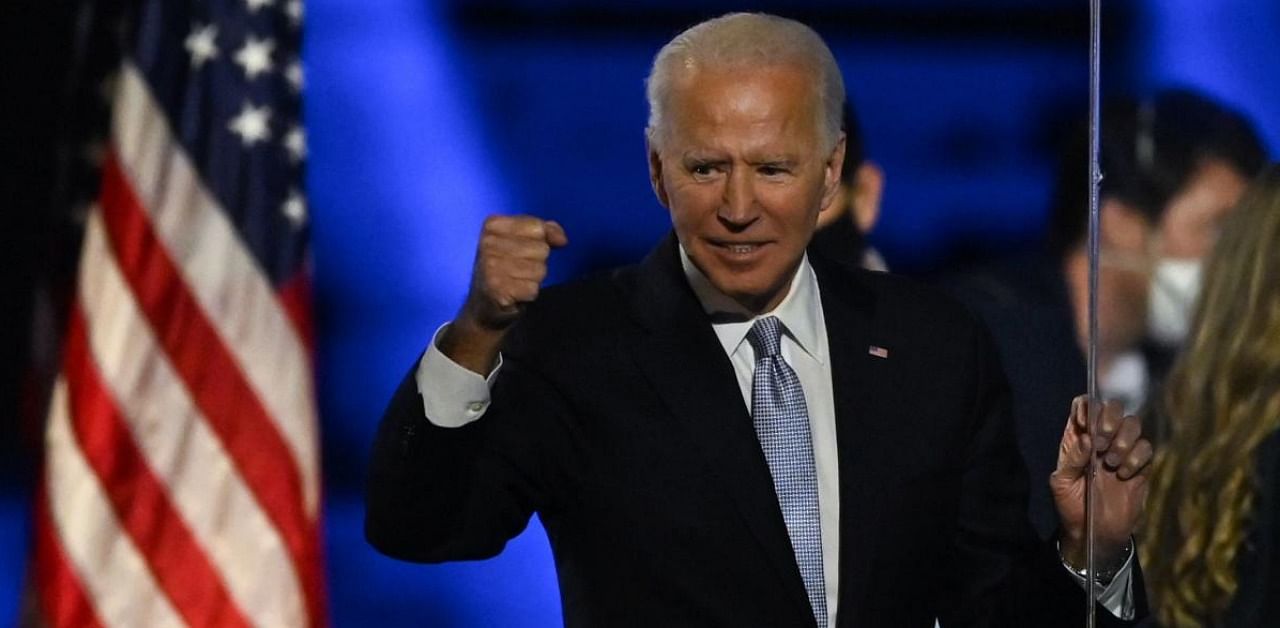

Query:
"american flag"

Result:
[[32, 0, 326, 626]]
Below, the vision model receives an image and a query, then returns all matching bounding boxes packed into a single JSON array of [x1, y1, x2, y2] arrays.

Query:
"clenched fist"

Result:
[[441, 215, 568, 374]]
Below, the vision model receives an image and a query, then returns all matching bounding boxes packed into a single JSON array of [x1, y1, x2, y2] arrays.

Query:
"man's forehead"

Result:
[[669, 60, 816, 92], [675, 66, 814, 113], [664, 68, 818, 135]]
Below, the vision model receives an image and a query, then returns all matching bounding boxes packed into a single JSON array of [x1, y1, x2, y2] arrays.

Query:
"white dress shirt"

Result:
[[415, 250, 1134, 625], [678, 249, 842, 625]]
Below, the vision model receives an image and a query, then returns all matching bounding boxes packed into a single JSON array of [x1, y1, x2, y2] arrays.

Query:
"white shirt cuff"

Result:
[[1061, 542, 1136, 620], [415, 323, 503, 428]]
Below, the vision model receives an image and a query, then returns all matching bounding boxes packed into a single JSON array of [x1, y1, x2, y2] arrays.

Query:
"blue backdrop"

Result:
[[2, 1, 1276, 626], [304, 2, 1276, 625]]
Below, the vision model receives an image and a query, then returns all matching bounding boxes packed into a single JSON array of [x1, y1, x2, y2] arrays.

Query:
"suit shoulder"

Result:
[[834, 266, 986, 336]]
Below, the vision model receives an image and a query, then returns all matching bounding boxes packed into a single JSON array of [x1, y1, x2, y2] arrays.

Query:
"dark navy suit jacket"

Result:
[[367, 234, 1147, 627]]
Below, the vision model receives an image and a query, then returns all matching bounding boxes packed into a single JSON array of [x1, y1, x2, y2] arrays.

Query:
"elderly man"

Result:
[[367, 13, 1151, 627]]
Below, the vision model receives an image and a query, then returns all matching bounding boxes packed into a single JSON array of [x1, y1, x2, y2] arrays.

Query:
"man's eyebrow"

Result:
[[750, 156, 799, 166], [682, 154, 729, 165]]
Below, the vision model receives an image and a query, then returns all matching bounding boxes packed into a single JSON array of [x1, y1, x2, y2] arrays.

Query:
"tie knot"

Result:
[[747, 316, 785, 358]]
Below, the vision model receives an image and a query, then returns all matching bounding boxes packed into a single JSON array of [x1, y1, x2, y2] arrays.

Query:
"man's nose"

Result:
[[718, 168, 759, 228]]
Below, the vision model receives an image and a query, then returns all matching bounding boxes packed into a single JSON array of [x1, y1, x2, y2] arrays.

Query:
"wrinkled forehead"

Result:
[[663, 63, 823, 135]]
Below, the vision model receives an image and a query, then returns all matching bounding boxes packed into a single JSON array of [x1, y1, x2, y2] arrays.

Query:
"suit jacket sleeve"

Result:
[[364, 334, 578, 563], [938, 319, 1147, 627]]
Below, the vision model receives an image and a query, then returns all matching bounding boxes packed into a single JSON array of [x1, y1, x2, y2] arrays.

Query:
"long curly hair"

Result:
[[1139, 164, 1280, 627]]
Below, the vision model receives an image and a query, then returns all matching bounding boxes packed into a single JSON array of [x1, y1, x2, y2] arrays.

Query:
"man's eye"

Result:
[[691, 164, 716, 176], [758, 165, 788, 176]]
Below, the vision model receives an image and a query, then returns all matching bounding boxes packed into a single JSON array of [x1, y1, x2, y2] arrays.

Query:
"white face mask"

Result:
[[1147, 258, 1203, 346]]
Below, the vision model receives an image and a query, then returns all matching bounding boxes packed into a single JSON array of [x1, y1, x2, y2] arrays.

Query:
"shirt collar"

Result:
[[678, 244, 826, 365]]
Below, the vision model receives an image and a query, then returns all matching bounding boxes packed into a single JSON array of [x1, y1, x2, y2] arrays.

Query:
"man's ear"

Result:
[[816, 186, 849, 229], [851, 161, 884, 234], [817, 134, 847, 216], [647, 137, 670, 208]]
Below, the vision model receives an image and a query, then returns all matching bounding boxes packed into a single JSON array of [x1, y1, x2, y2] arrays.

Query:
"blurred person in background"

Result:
[[1048, 89, 1267, 410], [947, 88, 1267, 539], [1138, 164, 1280, 628], [808, 102, 888, 272]]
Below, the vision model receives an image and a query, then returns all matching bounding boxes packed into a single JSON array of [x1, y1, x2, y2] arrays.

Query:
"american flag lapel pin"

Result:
[[868, 345, 889, 359]]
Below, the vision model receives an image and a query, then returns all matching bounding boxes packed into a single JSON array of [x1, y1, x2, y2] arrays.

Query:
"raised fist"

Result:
[[459, 215, 568, 332]]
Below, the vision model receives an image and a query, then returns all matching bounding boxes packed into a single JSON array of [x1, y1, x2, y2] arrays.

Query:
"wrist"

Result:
[[1059, 536, 1133, 585], [439, 316, 505, 376]]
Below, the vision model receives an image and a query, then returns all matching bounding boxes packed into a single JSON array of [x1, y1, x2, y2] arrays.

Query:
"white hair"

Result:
[[644, 13, 845, 151]]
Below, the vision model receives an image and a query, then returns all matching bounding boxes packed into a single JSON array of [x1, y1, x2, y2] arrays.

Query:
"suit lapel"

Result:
[[626, 234, 813, 616], [810, 257, 894, 625]]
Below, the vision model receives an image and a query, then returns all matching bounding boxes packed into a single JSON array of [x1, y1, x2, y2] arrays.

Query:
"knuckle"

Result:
[[507, 215, 537, 235]]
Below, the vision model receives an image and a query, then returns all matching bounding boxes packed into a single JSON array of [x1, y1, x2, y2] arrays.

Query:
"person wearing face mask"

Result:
[[945, 88, 1267, 540], [1138, 164, 1280, 628], [1129, 92, 1269, 395], [1146, 258, 1199, 348]]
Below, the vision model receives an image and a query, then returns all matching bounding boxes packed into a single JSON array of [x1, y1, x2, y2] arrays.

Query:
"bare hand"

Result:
[[1050, 396, 1154, 571], [441, 215, 568, 374], [461, 215, 568, 329]]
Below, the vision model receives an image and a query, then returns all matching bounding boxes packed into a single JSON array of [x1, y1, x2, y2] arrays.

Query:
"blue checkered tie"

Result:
[[747, 316, 827, 627]]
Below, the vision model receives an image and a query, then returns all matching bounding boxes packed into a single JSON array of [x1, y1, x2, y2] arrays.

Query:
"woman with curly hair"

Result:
[[1140, 164, 1280, 627]]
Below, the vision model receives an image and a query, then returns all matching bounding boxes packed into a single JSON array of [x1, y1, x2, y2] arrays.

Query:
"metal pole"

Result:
[[1085, 0, 1103, 626]]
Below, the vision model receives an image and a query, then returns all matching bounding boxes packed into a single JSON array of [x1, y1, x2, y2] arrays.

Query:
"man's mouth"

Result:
[[709, 240, 771, 255]]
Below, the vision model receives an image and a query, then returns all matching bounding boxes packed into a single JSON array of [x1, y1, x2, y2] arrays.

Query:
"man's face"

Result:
[[648, 65, 844, 313]]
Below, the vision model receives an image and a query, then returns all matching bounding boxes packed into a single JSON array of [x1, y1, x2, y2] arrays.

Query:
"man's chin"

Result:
[[690, 251, 797, 313], [710, 280, 786, 314]]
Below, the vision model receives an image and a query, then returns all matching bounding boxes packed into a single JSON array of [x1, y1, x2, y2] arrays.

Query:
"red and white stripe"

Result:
[[36, 61, 326, 627]]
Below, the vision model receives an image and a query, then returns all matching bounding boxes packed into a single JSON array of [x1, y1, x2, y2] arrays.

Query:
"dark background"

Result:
[[2, 0, 1276, 625]]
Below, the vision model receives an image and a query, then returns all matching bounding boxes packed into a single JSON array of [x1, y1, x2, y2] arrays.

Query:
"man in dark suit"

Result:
[[366, 13, 1153, 627]]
